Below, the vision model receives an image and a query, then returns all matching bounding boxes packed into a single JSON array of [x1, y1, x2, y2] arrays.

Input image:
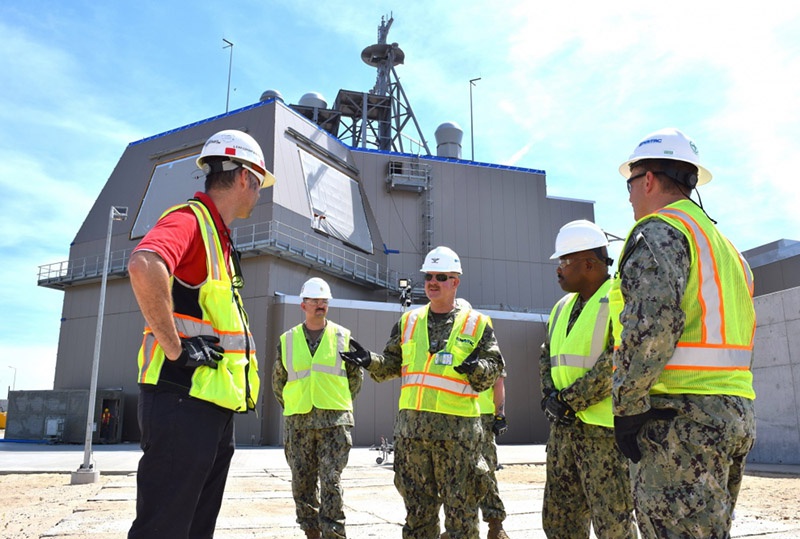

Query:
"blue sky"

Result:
[[2, 1, 799, 398]]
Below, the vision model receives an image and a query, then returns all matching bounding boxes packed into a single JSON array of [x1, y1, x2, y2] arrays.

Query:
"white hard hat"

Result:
[[550, 220, 609, 259], [420, 246, 462, 274], [299, 277, 332, 299], [196, 129, 276, 188], [618, 127, 711, 186]]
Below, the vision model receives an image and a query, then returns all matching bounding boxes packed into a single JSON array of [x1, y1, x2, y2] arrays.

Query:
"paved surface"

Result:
[[1, 441, 798, 538]]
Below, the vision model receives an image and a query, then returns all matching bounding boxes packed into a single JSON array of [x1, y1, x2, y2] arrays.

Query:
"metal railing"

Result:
[[232, 220, 401, 291], [38, 249, 132, 288], [38, 220, 401, 292]]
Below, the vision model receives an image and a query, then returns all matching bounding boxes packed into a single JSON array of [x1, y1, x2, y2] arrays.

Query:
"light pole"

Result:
[[71, 206, 128, 485], [223, 38, 234, 113], [7, 366, 16, 391], [469, 77, 481, 161]]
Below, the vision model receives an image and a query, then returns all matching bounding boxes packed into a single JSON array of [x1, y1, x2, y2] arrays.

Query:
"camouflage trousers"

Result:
[[394, 436, 488, 539], [284, 425, 352, 539], [479, 414, 506, 522], [633, 395, 756, 539], [543, 420, 636, 539]]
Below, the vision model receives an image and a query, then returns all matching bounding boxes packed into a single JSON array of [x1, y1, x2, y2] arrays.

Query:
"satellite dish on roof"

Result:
[[361, 43, 405, 67]]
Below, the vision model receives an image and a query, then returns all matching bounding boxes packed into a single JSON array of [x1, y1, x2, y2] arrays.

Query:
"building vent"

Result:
[[260, 89, 283, 102], [298, 92, 328, 109], [435, 122, 463, 159]]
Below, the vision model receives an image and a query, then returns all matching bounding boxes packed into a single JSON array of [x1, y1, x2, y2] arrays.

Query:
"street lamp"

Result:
[[223, 38, 234, 113], [469, 77, 481, 161], [7, 366, 15, 391], [72, 206, 128, 485]]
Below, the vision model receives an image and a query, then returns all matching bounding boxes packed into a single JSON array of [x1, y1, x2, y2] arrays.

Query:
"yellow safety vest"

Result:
[[610, 200, 755, 399], [548, 280, 613, 427], [280, 322, 352, 416], [478, 387, 495, 415], [398, 305, 489, 417], [137, 201, 260, 412]]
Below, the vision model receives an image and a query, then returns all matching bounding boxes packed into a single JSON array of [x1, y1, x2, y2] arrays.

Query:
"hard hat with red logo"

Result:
[[197, 129, 276, 188]]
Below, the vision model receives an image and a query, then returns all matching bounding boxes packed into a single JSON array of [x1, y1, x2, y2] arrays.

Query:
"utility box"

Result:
[[5, 389, 124, 444]]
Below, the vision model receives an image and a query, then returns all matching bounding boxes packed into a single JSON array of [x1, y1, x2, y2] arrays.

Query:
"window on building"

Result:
[[298, 149, 374, 254], [131, 154, 201, 239]]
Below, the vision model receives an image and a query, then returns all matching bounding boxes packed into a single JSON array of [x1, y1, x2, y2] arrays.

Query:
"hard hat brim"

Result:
[[618, 157, 712, 186]]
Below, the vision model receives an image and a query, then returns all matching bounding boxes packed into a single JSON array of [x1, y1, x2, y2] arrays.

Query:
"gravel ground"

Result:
[[1, 464, 799, 539]]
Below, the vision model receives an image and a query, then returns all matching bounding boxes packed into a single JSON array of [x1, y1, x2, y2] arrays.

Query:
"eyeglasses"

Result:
[[424, 273, 456, 282], [626, 172, 647, 193], [245, 171, 261, 191], [627, 170, 669, 193], [558, 257, 597, 269], [303, 298, 329, 305], [241, 164, 264, 188]]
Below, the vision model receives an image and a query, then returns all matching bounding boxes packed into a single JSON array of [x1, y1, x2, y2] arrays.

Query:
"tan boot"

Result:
[[304, 529, 321, 539], [487, 518, 510, 539]]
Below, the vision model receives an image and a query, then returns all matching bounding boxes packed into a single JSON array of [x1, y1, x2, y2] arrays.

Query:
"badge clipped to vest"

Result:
[[434, 351, 454, 366]]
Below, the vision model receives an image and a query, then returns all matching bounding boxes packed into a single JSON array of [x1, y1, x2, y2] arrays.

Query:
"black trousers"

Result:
[[128, 386, 235, 539]]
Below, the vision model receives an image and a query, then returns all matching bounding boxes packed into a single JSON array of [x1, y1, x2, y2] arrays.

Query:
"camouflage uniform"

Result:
[[613, 219, 756, 538], [272, 325, 363, 539], [367, 304, 504, 539], [479, 411, 506, 525], [540, 297, 636, 539]]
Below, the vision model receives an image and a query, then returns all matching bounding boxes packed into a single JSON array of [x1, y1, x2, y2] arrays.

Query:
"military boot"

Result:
[[304, 529, 321, 539], [487, 518, 510, 539]]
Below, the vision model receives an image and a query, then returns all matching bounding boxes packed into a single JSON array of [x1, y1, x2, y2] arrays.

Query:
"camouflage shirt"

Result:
[[272, 323, 364, 429], [367, 304, 505, 441], [540, 291, 615, 412], [612, 218, 690, 416]]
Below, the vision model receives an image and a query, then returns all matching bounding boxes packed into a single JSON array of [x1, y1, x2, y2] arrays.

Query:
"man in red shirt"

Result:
[[127, 129, 275, 539]]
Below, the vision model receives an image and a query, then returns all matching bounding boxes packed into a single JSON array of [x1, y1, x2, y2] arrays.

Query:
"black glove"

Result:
[[454, 349, 480, 375], [614, 409, 678, 463], [339, 339, 371, 368], [541, 389, 557, 412], [492, 414, 508, 437], [171, 335, 224, 369], [544, 391, 576, 425]]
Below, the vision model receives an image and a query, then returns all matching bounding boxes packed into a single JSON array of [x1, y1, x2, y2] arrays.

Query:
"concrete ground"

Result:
[[1, 441, 799, 538]]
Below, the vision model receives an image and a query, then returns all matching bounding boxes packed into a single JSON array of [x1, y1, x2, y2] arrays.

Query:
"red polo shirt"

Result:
[[133, 192, 232, 284]]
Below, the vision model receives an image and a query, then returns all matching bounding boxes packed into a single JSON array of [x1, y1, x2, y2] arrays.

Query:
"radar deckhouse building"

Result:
[[32, 16, 596, 446]]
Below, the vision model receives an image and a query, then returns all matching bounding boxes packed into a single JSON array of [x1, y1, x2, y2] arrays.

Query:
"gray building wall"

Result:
[[351, 150, 593, 311], [743, 239, 800, 297], [749, 285, 800, 464]]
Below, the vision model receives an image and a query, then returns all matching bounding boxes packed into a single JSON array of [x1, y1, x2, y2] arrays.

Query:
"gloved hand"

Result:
[[541, 389, 557, 412], [454, 349, 480, 375], [492, 414, 508, 437], [170, 335, 224, 369], [614, 409, 678, 463], [544, 391, 576, 425], [339, 339, 371, 368]]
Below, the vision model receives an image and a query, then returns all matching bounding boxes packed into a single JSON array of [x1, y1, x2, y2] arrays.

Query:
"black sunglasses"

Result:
[[424, 273, 455, 282]]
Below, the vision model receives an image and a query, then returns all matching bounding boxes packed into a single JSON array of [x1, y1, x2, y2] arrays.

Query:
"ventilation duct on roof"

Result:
[[435, 122, 463, 159]]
